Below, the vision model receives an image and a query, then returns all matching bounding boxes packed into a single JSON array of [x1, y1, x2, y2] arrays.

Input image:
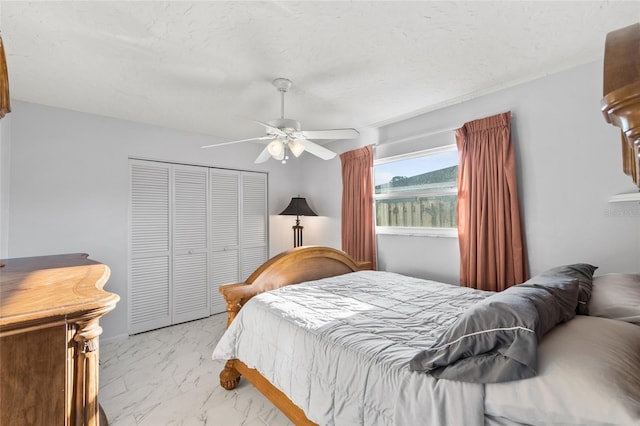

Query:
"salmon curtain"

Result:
[[0, 35, 11, 119], [456, 112, 527, 291], [340, 145, 377, 269]]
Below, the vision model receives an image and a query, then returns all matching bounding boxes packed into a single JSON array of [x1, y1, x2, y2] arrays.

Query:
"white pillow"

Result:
[[484, 316, 640, 425], [589, 273, 640, 325]]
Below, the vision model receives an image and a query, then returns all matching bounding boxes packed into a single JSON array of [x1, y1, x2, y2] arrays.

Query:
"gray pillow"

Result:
[[409, 267, 582, 383], [537, 263, 598, 315]]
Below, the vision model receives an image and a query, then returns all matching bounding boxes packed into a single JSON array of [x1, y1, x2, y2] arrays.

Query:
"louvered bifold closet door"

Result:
[[210, 169, 240, 314], [241, 172, 268, 280], [172, 164, 211, 324], [129, 160, 172, 334]]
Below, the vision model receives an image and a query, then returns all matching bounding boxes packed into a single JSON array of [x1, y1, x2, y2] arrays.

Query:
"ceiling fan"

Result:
[[202, 78, 360, 164]]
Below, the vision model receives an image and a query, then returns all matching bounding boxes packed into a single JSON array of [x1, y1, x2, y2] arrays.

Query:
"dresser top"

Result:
[[0, 253, 119, 329]]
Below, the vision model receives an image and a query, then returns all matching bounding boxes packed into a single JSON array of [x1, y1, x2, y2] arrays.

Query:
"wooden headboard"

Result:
[[219, 246, 372, 326], [601, 23, 640, 189]]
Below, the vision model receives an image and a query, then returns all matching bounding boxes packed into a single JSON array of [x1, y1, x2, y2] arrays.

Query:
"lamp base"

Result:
[[292, 216, 304, 247], [293, 224, 304, 248]]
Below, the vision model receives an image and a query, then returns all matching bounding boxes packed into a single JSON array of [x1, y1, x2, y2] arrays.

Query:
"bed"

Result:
[[212, 246, 640, 425]]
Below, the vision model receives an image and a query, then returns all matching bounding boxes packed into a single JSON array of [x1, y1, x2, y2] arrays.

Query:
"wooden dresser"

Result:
[[0, 253, 119, 426]]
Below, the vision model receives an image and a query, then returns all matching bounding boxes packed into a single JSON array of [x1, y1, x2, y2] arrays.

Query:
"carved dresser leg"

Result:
[[220, 360, 241, 390], [74, 317, 103, 426]]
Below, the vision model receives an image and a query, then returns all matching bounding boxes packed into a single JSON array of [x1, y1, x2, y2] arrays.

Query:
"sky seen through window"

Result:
[[374, 150, 458, 186]]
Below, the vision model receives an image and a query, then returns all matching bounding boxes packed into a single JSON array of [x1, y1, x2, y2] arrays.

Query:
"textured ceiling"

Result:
[[2, 1, 639, 144]]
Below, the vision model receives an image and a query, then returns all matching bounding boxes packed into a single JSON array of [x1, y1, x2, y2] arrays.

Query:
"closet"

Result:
[[129, 159, 267, 334]]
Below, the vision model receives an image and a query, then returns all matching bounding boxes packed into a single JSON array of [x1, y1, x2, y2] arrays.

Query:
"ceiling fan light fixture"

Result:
[[289, 140, 305, 157], [267, 138, 284, 157], [204, 78, 357, 163]]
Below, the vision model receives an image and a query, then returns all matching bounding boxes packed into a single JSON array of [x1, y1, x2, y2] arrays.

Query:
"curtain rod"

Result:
[[375, 126, 458, 148], [375, 111, 513, 148]]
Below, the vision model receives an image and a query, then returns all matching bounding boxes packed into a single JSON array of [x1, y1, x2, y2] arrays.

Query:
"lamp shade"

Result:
[[267, 138, 284, 157], [288, 140, 305, 157], [279, 197, 318, 216]]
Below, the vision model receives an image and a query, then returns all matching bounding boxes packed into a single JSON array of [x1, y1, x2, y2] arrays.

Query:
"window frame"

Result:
[[374, 144, 458, 238]]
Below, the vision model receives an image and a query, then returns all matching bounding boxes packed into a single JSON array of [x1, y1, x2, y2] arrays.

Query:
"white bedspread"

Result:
[[212, 270, 491, 425]]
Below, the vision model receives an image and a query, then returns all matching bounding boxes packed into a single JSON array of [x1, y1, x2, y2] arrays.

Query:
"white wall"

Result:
[[239, 56, 638, 282], [305, 60, 640, 283], [0, 114, 10, 257], [6, 60, 639, 340], [6, 101, 304, 339]]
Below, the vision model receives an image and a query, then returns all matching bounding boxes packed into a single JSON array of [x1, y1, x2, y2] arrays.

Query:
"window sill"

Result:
[[376, 227, 458, 238]]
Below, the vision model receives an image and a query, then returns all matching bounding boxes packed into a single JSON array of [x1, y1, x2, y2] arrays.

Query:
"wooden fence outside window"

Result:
[[375, 195, 456, 228]]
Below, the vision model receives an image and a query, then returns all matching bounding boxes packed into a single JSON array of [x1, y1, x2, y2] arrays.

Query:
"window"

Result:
[[374, 145, 458, 237]]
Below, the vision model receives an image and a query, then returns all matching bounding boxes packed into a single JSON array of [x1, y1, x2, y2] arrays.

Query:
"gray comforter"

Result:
[[212, 270, 490, 425]]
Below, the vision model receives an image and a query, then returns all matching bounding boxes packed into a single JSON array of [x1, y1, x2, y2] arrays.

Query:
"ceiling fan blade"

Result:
[[301, 128, 360, 140], [254, 146, 272, 164], [296, 139, 337, 160], [201, 135, 272, 149], [255, 120, 287, 137]]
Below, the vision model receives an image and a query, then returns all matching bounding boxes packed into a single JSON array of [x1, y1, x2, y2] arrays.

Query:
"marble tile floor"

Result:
[[99, 314, 294, 426]]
